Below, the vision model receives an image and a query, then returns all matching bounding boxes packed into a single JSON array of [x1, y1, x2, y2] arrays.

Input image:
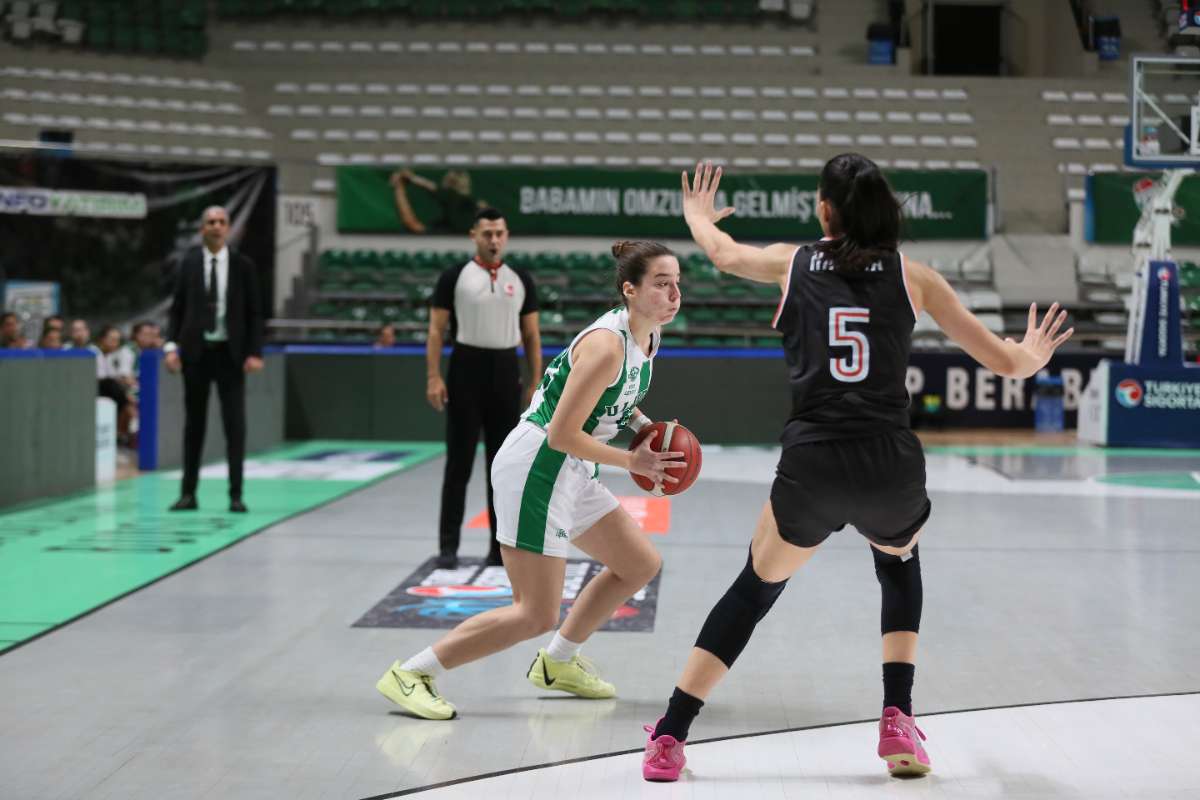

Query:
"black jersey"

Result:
[[772, 244, 916, 446]]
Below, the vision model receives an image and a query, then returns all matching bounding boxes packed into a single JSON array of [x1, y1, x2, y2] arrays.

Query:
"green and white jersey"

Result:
[[522, 306, 656, 444]]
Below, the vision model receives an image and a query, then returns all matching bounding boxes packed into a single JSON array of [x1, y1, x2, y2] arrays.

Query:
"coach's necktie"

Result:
[[205, 256, 218, 333]]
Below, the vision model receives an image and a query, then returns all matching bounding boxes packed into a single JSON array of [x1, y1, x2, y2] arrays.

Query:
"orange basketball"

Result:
[[628, 421, 702, 496]]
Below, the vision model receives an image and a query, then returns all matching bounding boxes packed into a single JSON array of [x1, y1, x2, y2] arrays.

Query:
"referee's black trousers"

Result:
[[180, 342, 246, 500], [439, 344, 521, 559]]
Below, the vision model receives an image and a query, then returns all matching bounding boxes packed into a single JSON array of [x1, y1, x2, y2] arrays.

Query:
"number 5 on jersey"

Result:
[[828, 307, 870, 382]]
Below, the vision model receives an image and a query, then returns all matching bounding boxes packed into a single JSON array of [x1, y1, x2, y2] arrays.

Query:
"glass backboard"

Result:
[[1126, 55, 1200, 168]]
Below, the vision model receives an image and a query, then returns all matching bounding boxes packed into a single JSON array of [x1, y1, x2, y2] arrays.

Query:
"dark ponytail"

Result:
[[813, 153, 902, 273], [611, 240, 674, 305]]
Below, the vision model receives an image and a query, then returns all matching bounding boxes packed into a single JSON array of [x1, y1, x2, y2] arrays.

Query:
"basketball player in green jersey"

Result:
[[377, 240, 686, 719]]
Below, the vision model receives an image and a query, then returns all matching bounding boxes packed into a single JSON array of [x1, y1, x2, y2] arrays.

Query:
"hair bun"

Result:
[[612, 240, 634, 258]]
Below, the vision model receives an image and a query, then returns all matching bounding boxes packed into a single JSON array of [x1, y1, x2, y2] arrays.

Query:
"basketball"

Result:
[[628, 421, 702, 496]]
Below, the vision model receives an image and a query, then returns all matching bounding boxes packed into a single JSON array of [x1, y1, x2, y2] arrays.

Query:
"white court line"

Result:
[[394, 694, 1199, 799]]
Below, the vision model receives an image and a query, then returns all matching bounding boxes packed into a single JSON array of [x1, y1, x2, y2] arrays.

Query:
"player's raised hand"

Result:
[[1005, 302, 1074, 372], [681, 161, 735, 226]]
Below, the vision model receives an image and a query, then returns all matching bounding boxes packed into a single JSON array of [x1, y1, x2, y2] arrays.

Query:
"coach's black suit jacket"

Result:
[[167, 246, 263, 364]]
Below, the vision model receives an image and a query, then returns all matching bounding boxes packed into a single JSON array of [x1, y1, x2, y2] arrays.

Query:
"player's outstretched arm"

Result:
[[908, 259, 1073, 379], [681, 161, 793, 287], [545, 332, 682, 484]]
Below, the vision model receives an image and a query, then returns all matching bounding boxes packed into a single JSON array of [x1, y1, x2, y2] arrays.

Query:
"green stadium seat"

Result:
[[179, 0, 206, 27], [564, 252, 592, 273], [180, 29, 207, 57], [1180, 262, 1200, 288], [661, 335, 687, 347], [719, 307, 750, 323], [136, 27, 162, 54], [668, 0, 701, 18], [691, 307, 719, 325], [557, 0, 590, 17], [691, 336, 724, 347], [405, 250, 434, 271], [350, 249, 382, 268], [753, 336, 781, 348], [85, 23, 113, 49], [750, 306, 777, 325], [59, 1, 85, 21], [379, 273, 407, 292], [406, 284, 435, 304], [411, 0, 442, 17]]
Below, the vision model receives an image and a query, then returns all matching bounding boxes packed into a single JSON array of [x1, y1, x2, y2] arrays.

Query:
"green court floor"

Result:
[[0, 441, 443, 654]]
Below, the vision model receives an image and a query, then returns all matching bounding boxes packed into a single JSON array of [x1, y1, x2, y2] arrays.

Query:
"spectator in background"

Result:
[[2, 311, 29, 348], [40, 316, 64, 350], [38, 327, 62, 349], [374, 322, 397, 348], [66, 318, 91, 349], [112, 321, 159, 393], [92, 325, 136, 446]]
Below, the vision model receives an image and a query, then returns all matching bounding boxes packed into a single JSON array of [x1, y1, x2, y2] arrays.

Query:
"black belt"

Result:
[[452, 343, 517, 356]]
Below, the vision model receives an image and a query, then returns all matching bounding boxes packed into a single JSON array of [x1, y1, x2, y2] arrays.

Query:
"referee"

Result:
[[427, 207, 541, 568]]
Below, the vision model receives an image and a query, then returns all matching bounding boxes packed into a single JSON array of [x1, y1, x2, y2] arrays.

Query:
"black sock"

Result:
[[882, 662, 915, 716], [653, 687, 704, 742]]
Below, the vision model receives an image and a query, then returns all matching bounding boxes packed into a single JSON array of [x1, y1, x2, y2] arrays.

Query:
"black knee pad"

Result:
[[873, 543, 922, 634], [695, 550, 788, 668]]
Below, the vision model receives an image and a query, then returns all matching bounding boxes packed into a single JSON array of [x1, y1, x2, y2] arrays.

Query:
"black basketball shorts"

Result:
[[769, 429, 932, 550]]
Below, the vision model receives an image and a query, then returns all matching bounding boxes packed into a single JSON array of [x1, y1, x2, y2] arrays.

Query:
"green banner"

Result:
[[1088, 172, 1200, 244], [337, 166, 990, 240]]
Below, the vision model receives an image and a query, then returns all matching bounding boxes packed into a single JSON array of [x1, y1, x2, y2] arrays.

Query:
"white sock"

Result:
[[545, 632, 582, 663], [400, 647, 446, 677]]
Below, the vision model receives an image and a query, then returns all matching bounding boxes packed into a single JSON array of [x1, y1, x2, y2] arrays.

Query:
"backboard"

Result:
[[1126, 55, 1200, 169]]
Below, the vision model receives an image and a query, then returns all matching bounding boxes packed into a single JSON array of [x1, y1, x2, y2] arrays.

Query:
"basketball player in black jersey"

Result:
[[640, 156, 1074, 782]]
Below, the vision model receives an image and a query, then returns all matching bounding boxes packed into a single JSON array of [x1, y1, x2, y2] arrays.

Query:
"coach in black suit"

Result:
[[164, 205, 264, 513]]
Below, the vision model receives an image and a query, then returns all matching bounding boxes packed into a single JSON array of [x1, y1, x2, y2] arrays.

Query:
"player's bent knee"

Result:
[[516, 605, 561, 638], [632, 551, 663, 587], [694, 549, 789, 668]]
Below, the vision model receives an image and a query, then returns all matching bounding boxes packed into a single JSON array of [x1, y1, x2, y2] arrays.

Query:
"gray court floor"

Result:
[[1, 445, 1198, 799]]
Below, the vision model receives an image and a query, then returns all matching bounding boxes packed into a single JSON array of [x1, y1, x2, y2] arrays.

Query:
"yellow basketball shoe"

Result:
[[527, 648, 616, 699], [375, 661, 457, 720]]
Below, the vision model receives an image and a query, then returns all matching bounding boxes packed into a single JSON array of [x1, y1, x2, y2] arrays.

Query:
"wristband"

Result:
[[628, 413, 652, 433], [163, 342, 178, 354]]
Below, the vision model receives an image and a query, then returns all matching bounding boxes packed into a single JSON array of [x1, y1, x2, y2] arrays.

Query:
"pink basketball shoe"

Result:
[[877, 706, 931, 776], [642, 720, 687, 782]]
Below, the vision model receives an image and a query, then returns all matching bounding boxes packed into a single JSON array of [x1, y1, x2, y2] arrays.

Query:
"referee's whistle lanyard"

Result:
[[474, 256, 502, 293]]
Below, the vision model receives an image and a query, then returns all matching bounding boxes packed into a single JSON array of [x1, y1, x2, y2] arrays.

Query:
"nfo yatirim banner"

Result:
[[336, 166, 990, 239], [0, 154, 276, 319]]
